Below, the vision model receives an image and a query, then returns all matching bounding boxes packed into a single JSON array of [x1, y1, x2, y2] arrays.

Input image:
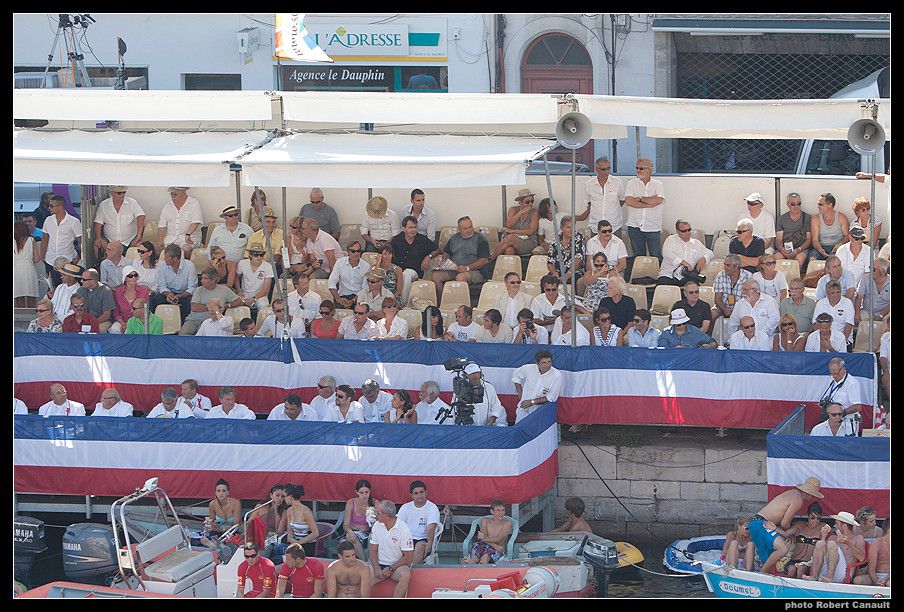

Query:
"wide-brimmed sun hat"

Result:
[[514, 188, 536, 202], [831, 511, 858, 527], [795, 477, 824, 499], [366, 196, 388, 218]]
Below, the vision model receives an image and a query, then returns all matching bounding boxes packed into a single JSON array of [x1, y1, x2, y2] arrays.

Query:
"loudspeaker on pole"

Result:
[[555, 112, 593, 150], [847, 119, 886, 156]]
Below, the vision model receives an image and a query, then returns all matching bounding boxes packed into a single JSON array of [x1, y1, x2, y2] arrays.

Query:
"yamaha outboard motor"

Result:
[[581, 537, 621, 597], [62, 523, 119, 585], [14, 516, 48, 586]]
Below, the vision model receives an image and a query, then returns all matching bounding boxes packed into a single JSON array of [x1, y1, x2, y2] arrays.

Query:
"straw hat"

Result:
[[670, 309, 691, 325], [365, 268, 386, 281], [795, 477, 824, 499], [514, 188, 536, 202], [219, 205, 239, 218], [366, 196, 388, 218], [109, 185, 128, 192], [167, 186, 190, 193], [831, 511, 858, 527], [247, 242, 266, 255], [60, 263, 84, 279], [261, 207, 278, 219]]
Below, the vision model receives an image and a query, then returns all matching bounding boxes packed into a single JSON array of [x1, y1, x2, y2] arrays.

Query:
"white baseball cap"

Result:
[[463, 363, 481, 375], [745, 192, 764, 203]]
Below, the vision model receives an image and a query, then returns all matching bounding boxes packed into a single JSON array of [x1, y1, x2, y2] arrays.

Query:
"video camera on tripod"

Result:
[[436, 357, 485, 426]]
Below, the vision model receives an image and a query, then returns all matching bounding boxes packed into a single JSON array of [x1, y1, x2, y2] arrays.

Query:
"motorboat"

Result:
[[700, 562, 891, 599]]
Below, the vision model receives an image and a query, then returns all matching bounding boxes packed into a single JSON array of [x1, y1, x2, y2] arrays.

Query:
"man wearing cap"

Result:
[[728, 278, 780, 336], [512, 349, 562, 424], [750, 477, 824, 574], [359, 380, 394, 423], [337, 303, 378, 340], [835, 226, 871, 280], [361, 196, 400, 253], [738, 193, 776, 253], [41, 194, 82, 287], [208, 206, 253, 264], [390, 216, 435, 305], [328, 240, 370, 310], [157, 187, 203, 258], [49, 262, 83, 320], [179, 267, 242, 336], [658, 219, 713, 286], [657, 309, 717, 349], [774, 192, 812, 269], [299, 188, 340, 240], [302, 218, 341, 278], [461, 363, 506, 427], [809, 402, 848, 437], [729, 316, 771, 351], [396, 188, 437, 245], [491, 189, 540, 259], [429, 216, 491, 302], [357, 268, 394, 320], [76, 268, 115, 333], [805, 313, 847, 353], [99, 241, 128, 289], [802, 511, 865, 583], [585, 156, 626, 236], [235, 242, 274, 313], [93, 186, 146, 257]]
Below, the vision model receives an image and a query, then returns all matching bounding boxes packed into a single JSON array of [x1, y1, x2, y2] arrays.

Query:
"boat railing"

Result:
[[770, 405, 807, 436]]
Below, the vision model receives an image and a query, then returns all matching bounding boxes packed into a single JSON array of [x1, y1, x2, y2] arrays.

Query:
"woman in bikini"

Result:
[[723, 515, 755, 570], [284, 484, 320, 557], [251, 483, 288, 560], [853, 506, 884, 541], [203, 478, 242, 548], [462, 500, 512, 565], [342, 479, 377, 560], [773, 502, 829, 578]]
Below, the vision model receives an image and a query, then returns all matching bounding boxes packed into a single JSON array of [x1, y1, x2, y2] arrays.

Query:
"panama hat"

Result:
[[167, 186, 190, 193], [219, 205, 239, 218], [260, 207, 278, 219], [60, 263, 84, 279], [109, 185, 128, 192], [795, 477, 824, 499], [669, 309, 691, 325], [366, 196, 388, 218], [247, 242, 266, 255], [365, 268, 386, 281], [831, 511, 858, 527], [514, 188, 536, 202]]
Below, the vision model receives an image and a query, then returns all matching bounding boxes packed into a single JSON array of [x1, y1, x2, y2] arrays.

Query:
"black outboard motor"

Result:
[[62, 523, 119, 585], [581, 538, 621, 597], [14, 516, 48, 587]]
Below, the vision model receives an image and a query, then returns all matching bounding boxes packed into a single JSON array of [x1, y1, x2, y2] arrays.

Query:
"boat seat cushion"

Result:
[[144, 549, 212, 583]]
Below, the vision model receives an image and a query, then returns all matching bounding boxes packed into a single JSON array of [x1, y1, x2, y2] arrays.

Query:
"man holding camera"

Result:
[[819, 357, 864, 436], [461, 363, 506, 427], [513, 308, 550, 345], [657, 219, 713, 286], [512, 350, 562, 423]]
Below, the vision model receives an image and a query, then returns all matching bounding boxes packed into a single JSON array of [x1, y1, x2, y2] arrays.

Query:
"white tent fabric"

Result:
[[13, 90, 274, 122], [576, 95, 892, 140], [281, 92, 627, 139], [238, 133, 555, 188], [14, 130, 271, 186]]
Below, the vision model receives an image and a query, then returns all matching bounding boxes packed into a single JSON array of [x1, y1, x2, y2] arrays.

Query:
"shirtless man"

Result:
[[802, 511, 866, 583], [550, 497, 594, 534], [771, 502, 829, 578], [749, 477, 823, 574], [326, 541, 371, 598], [854, 518, 890, 586], [462, 500, 513, 564]]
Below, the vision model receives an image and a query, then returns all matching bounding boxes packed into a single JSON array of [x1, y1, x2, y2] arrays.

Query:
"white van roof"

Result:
[[830, 67, 889, 99]]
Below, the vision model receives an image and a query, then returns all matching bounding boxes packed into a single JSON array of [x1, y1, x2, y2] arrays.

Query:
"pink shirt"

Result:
[[113, 284, 150, 324]]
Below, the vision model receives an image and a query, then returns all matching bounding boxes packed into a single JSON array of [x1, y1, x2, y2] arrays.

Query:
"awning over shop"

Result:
[[13, 90, 274, 122], [576, 95, 892, 140], [13, 130, 271, 187], [238, 132, 556, 188]]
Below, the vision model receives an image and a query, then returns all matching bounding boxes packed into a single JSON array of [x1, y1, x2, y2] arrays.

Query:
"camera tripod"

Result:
[[42, 14, 95, 88]]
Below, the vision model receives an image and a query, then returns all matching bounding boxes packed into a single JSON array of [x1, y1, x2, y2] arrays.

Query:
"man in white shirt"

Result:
[[657, 219, 713, 286], [585, 156, 626, 234], [91, 388, 134, 417], [729, 316, 771, 351], [93, 186, 146, 255], [41, 195, 82, 286], [208, 205, 253, 263], [551, 308, 591, 346], [369, 501, 414, 598], [287, 272, 321, 324], [146, 387, 196, 418], [812, 281, 855, 344], [415, 381, 450, 425], [809, 403, 849, 437], [835, 226, 871, 280], [396, 189, 437, 244], [302, 218, 342, 279], [258, 298, 306, 338], [49, 262, 82, 320], [337, 304, 378, 340], [321, 385, 365, 423], [443, 305, 481, 342], [728, 279, 780, 336], [805, 313, 848, 353], [157, 187, 204, 258], [818, 358, 863, 435], [14, 398, 28, 415], [397, 480, 442, 564], [512, 349, 562, 424], [180, 379, 211, 418], [738, 193, 776, 252], [513, 308, 550, 345], [267, 394, 318, 421], [38, 383, 86, 417], [495, 272, 533, 328], [624, 157, 665, 261], [206, 387, 256, 420], [195, 298, 234, 337], [359, 380, 393, 423], [531, 275, 568, 334], [328, 241, 370, 310], [585, 220, 628, 276], [461, 363, 507, 427], [309, 376, 337, 420]]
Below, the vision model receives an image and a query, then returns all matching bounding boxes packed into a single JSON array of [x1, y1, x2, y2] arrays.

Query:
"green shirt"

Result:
[[126, 313, 164, 335]]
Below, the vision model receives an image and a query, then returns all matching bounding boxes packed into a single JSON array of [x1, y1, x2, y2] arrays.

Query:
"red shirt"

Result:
[[62, 312, 100, 333], [237, 557, 276, 598], [278, 558, 324, 598]]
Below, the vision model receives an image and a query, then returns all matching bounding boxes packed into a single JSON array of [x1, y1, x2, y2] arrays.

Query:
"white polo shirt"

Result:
[[415, 398, 451, 425], [530, 293, 567, 333], [446, 321, 481, 342], [359, 390, 394, 423], [236, 258, 274, 297], [624, 177, 665, 232], [586, 234, 629, 266], [51, 281, 80, 320], [804, 329, 847, 353], [321, 401, 365, 423], [376, 316, 409, 340], [810, 420, 848, 437], [328, 256, 371, 296], [370, 518, 414, 566], [512, 364, 562, 423], [267, 402, 318, 421], [835, 243, 871, 280], [159, 196, 204, 247], [813, 297, 856, 342], [309, 393, 335, 420], [206, 403, 256, 419], [258, 315, 306, 339], [729, 330, 772, 351], [338, 315, 377, 340], [95, 196, 145, 245], [91, 400, 134, 417], [180, 393, 212, 418], [208, 222, 253, 262], [38, 400, 86, 417], [550, 318, 591, 346], [585, 174, 626, 232], [397, 500, 441, 542], [43, 213, 82, 265], [752, 271, 789, 301], [146, 402, 196, 418]]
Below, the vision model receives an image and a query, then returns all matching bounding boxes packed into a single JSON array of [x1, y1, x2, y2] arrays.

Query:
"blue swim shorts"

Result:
[[748, 519, 779, 565]]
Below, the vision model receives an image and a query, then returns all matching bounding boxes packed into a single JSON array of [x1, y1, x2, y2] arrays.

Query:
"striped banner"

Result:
[[13, 333, 877, 430], [766, 412, 889, 516], [14, 403, 558, 505]]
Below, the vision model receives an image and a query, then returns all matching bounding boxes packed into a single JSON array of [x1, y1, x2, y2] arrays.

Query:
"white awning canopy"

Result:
[[238, 133, 555, 188], [13, 130, 271, 186], [13, 90, 274, 122], [576, 95, 892, 140]]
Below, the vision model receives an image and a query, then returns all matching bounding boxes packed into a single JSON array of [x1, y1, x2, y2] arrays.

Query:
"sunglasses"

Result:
[[317, 384, 332, 389], [736, 229, 748, 234], [273, 308, 284, 313], [319, 310, 332, 315], [599, 229, 612, 234], [72, 304, 86, 309], [354, 310, 367, 315], [544, 288, 557, 292], [635, 166, 649, 170], [677, 228, 692, 233], [367, 279, 380, 283], [244, 553, 258, 559], [507, 280, 521, 285], [126, 273, 139, 278], [223, 213, 238, 218], [137, 249, 150, 254], [597, 316, 611, 322], [818, 320, 832, 324], [522, 199, 535, 204], [112, 191, 127, 195], [594, 263, 607, 267], [852, 236, 865, 241], [632, 318, 643, 324], [742, 324, 756, 330], [686, 290, 699, 294], [788, 202, 802, 206], [781, 321, 796, 328], [347, 249, 362, 253], [596, 167, 610, 172]]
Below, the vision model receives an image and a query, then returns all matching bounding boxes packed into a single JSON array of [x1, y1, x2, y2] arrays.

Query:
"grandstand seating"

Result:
[[361, 252, 379, 268], [491, 255, 521, 281], [338, 224, 365, 251], [630, 256, 659, 284], [650, 285, 682, 316], [521, 281, 541, 299], [309, 279, 332, 303], [397, 308, 423, 338], [711, 233, 732, 259], [525, 255, 550, 283], [440, 282, 471, 312], [204, 222, 221, 247], [406, 280, 437, 310], [256, 307, 272, 335], [698, 285, 715, 307], [776, 259, 801, 281], [853, 320, 886, 353], [625, 284, 648, 310], [476, 281, 505, 312], [125, 246, 141, 261], [225, 306, 251, 331], [702, 259, 724, 286], [190, 248, 210, 273], [806, 259, 826, 275], [142, 222, 158, 244], [476, 226, 500, 253], [436, 226, 456, 251], [155, 305, 182, 335]]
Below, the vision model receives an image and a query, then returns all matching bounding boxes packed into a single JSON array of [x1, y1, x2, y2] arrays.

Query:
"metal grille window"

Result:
[[675, 51, 888, 173]]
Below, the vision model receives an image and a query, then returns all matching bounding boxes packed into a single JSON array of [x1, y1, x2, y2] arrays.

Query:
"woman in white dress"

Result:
[[14, 222, 40, 307], [132, 240, 161, 291]]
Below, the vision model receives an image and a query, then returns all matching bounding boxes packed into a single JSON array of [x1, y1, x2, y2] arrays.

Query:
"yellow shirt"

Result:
[[244, 228, 284, 262]]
